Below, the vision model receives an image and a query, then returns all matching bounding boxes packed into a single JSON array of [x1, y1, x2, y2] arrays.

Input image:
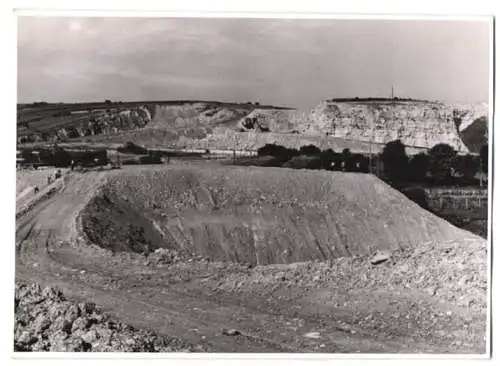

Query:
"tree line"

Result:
[[256, 140, 488, 187], [257, 144, 371, 172], [381, 140, 488, 186]]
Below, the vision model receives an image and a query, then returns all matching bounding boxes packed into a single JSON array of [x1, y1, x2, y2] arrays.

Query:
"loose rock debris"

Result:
[[303, 332, 321, 339], [14, 282, 204, 352], [370, 251, 392, 265], [222, 328, 242, 336]]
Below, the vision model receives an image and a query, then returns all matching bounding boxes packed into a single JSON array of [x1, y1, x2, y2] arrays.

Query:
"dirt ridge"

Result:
[[79, 165, 476, 266]]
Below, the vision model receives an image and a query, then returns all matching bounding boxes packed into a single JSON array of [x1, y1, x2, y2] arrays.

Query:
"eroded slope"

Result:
[[81, 165, 468, 265]]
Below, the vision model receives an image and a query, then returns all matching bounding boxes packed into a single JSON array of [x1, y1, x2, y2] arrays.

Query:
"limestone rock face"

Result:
[[311, 101, 487, 152], [18, 99, 487, 155], [236, 101, 488, 153]]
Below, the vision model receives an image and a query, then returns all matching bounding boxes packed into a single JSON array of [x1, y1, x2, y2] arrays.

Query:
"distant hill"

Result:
[[17, 99, 488, 156]]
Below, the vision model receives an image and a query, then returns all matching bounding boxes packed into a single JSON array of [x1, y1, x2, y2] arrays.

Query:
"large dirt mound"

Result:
[[80, 165, 470, 265]]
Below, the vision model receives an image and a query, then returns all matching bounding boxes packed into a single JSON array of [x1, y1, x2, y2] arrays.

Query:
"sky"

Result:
[[17, 17, 491, 109]]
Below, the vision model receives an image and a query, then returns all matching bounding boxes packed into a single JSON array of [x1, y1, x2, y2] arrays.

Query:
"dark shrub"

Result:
[[117, 141, 148, 155], [454, 154, 480, 183], [257, 144, 299, 162], [428, 143, 457, 184], [321, 149, 343, 171], [51, 147, 72, 167], [408, 153, 430, 183], [320, 149, 336, 170], [480, 144, 488, 174], [351, 154, 369, 173], [283, 155, 322, 170], [300, 144, 321, 156], [381, 140, 409, 182], [341, 149, 357, 171]]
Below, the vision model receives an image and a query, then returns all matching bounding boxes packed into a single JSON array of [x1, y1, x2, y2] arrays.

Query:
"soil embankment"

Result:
[[81, 165, 467, 265]]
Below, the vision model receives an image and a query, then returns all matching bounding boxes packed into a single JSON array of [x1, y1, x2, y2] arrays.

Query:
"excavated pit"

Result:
[[80, 192, 165, 254], [80, 165, 468, 265]]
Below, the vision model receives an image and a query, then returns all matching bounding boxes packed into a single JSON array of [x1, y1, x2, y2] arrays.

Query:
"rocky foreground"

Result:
[[14, 282, 204, 352]]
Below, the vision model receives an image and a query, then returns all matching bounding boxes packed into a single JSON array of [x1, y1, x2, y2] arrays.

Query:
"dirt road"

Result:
[[15, 168, 487, 353]]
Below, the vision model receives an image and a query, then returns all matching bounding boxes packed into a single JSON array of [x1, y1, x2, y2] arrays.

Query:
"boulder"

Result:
[[370, 251, 392, 265]]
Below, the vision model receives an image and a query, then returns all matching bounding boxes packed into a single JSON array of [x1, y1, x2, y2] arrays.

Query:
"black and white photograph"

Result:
[[11, 9, 492, 357]]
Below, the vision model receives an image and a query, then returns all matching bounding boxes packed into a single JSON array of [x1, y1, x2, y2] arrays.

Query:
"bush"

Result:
[[454, 154, 480, 183], [320, 149, 338, 170], [340, 149, 356, 171], [428, 143, 457, 183], [299, 144, 321, 156], [139, 153, 162, 164], [408, 153, 430, 183], [257, 144, 299, 162], [283, 155, 322, 170], [117, 141, 148, 155], [381, 140, 409, 182], [51, 147, 72, 167], [341, 153, 367, 172], [350, 154, 369, 173], [480, 144, 488, 174]]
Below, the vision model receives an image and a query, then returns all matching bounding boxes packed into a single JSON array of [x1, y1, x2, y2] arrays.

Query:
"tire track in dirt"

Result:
[[15, 262, 298, 352], [15, 169, 307, 352], [15, 166, 487, 353]]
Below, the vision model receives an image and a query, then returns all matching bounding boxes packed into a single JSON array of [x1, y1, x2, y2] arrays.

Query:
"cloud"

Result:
[[17, 17, 490, 108]]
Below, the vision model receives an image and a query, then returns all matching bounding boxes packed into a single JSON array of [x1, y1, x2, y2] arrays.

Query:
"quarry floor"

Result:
[[15, 164, 488, 353]]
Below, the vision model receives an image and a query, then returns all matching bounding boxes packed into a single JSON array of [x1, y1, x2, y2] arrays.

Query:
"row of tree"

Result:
[[381, 140, 488, 185], [257, 144, 371, 172], [256, 140, 489, 186]]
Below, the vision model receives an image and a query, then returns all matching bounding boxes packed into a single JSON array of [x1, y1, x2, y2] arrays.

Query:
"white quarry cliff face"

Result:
[[237, 100, 488, 153], [452, 102, 489, 132], [307, 101, 478, 152]]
